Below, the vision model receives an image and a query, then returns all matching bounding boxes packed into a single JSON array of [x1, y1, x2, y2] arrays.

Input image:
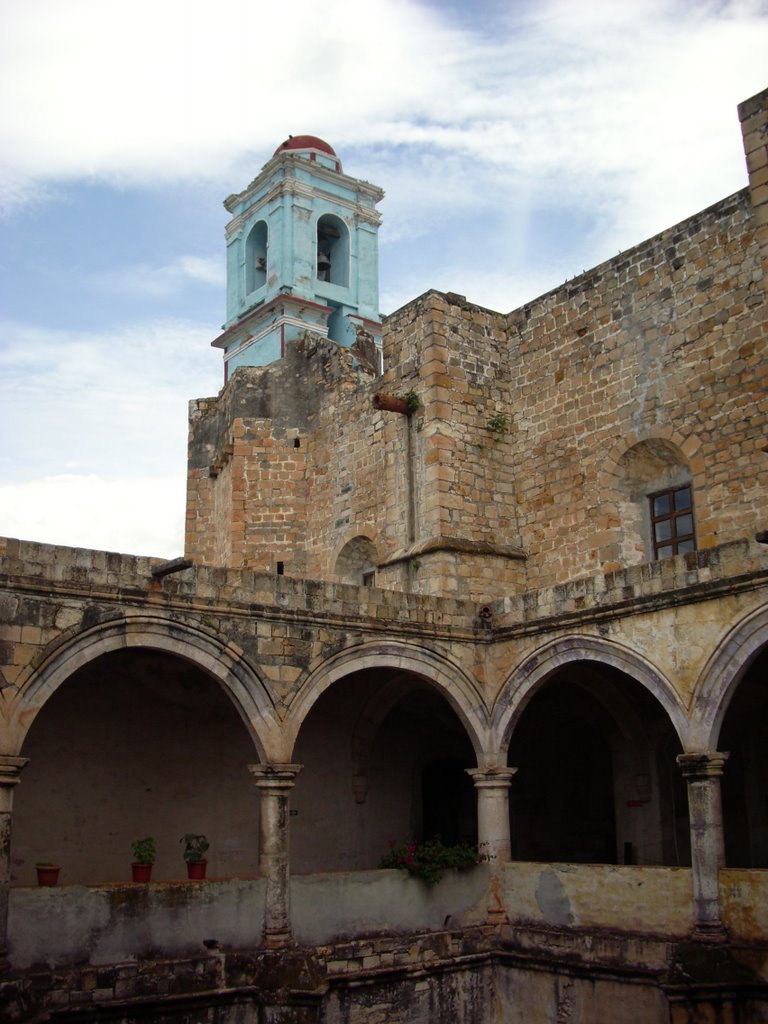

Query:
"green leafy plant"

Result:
[[131, 837, 157, 864], [486, 412, 508, 435], [403, 389, 421, 414], [380, 836, 485, 885], [180, 833, 209, 863]]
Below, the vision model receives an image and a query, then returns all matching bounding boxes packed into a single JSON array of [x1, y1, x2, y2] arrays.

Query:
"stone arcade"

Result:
[[1, 91, 767, 1022]]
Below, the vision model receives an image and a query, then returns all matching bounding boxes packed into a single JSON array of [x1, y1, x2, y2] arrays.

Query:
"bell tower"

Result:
[[213, 135, 384, 377]]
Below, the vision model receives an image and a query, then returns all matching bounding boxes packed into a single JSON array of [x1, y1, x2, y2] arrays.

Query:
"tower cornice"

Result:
[[225, 152, 384, 215], [212, 293, 334, 350], [225, 179, 382, 240]]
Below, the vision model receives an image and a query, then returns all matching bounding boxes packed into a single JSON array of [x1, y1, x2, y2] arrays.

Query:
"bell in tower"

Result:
[[212, 135, 384, 379]]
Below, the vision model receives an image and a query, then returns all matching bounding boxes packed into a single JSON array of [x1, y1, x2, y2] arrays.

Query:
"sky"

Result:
[[0, 0, 766, 559]]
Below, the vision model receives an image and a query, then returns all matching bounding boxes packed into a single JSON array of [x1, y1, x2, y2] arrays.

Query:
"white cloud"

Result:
[[1, 0, 766, 309], [0, 318, 223, 556], [0, 0, 464, 189], [178, 256, 225, 287], [0, 475, 186, 557], [2, 0, 765, 202], [0, 319, 222, 481], [89, 255, 225, 297]]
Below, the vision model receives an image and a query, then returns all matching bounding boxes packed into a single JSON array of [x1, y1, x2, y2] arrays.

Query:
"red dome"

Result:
[[274, 135, 336, 157]]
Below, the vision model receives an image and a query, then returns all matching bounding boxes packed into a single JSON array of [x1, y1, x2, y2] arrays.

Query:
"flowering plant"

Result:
[[379, 836, 485, 885]]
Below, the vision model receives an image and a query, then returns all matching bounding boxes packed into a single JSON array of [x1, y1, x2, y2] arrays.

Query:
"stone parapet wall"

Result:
[[4, 535, 766, 654], [0, 536, 476, 631], [497, 538, 768, 628], [4, 905, 766, 1023]]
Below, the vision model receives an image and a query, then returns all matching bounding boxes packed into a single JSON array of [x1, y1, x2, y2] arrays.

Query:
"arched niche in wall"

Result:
[[316, 214, 349, 287], [245, 220, 268, 294], [615, 438, 695, 564], [334, 535, 378, 587]]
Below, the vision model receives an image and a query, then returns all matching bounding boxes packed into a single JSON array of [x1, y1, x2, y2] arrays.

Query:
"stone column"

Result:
[[467, 767, 516, 922], [677, 752, 729, 939], [0, 755, 29, 972], [467, 767, 517, 862], [248, 763, 302, 949]]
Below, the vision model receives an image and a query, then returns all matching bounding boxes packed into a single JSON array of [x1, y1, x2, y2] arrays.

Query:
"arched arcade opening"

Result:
[[719, 645, 768, 868], [290, 667, 478, 874], [506, 660, 689, 866], [13, 648, 263, 885]]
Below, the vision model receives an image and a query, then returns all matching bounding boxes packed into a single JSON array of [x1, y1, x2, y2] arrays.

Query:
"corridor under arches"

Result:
[[290, 667, 478, 874], [506, 661, 689, 867], [13, 648, 262, 885], [720, 644, 768, 868]]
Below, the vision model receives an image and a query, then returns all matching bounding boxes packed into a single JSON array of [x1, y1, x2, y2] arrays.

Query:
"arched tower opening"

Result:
[[334, 536, 378, 587], [316, 214, 349, 288], [245, 220, 268, 295]]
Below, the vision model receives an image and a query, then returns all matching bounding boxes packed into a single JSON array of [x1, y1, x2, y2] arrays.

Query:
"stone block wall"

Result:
[[740, 85, 768, 282], [184, 91, 767, 603], [186, 337, 383, 576], [504, 187, 766, 588]]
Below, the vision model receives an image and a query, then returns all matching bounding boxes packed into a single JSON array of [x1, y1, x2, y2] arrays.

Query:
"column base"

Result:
[[692, 920, 729, 943], [264, 928, 293, 950], [485, 872, 507, 924]]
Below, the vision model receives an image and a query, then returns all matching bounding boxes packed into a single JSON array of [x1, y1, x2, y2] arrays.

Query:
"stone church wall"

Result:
[[185, 140, 766, 603]]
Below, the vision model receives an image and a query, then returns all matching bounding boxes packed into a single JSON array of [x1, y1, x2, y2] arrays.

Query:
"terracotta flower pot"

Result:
[[36, 865, 61, 887], [131, 862, 153, 883], [186, 860, 207, 880]]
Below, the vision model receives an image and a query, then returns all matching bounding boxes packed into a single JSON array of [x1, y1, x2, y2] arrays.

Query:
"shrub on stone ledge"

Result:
[[379, 836, 483, 885]]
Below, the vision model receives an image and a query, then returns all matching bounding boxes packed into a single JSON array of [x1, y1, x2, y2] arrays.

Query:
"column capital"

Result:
[[677, 751, 729, 780], [0, 756, 29, 788], [466, 767, 517, 789], [248, 763, 303, 790]]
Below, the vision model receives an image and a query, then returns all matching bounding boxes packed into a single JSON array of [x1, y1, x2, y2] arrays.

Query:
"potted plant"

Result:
[[131, 836, 156, 882], [180, 833, 209, 879], [35, 862, 61, 887]]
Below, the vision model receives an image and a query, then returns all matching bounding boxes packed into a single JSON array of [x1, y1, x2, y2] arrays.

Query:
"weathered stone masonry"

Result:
[[186, 190, 766, 601]]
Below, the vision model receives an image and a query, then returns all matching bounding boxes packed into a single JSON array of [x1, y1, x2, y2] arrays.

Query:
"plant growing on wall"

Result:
[[379, 837, 485, 885], [402, 389, 421, 414], [486, 412, 508, 435]]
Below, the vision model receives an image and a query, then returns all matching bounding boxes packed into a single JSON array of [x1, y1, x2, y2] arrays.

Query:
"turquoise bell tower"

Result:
[[213, 135, 384, 378]]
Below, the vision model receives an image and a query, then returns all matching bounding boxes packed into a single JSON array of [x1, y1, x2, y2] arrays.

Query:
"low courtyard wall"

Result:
[[8, 865, 767, 970]]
